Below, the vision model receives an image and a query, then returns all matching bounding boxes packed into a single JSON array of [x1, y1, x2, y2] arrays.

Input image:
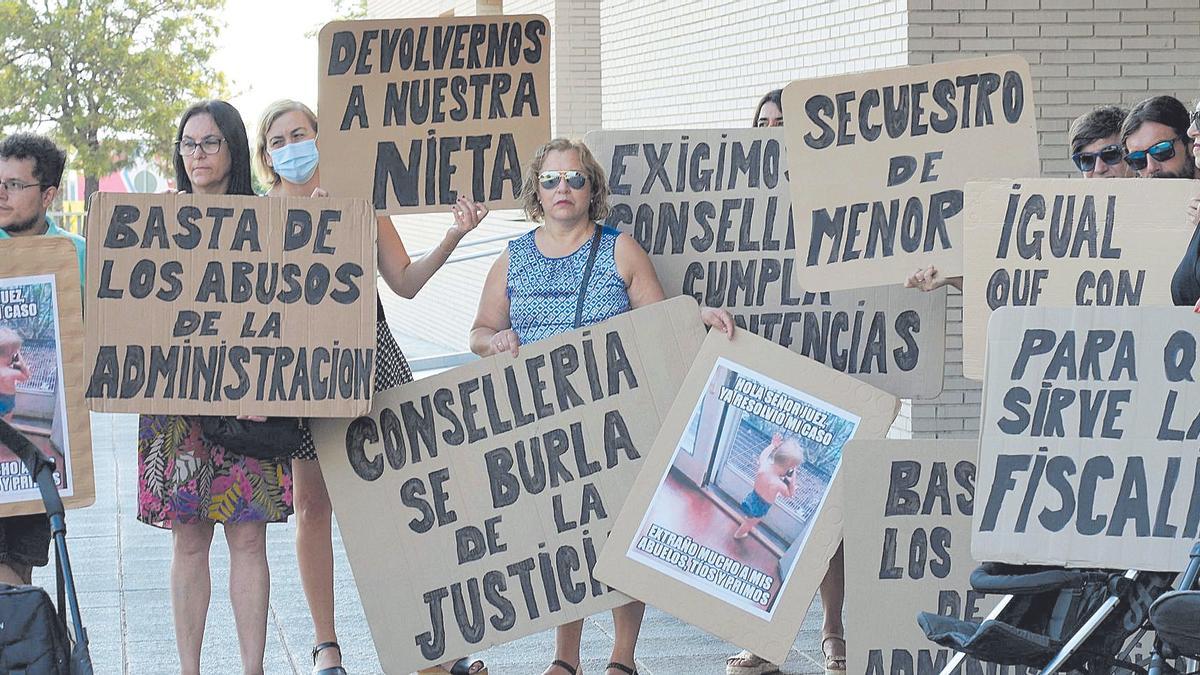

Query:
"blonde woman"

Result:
[[255, 100, 489, 675]]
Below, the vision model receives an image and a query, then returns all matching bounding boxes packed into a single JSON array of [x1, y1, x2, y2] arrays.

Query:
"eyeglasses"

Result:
[[176, 136, 225, 157], [1124, 138, 1179, 171], [538, 170, 587, 190], [0, 179, 45, 193], [1071, 144, 1124, 173]]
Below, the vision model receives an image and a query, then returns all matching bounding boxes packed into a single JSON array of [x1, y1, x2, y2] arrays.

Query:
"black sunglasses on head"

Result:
[[1124, 138, 1180, 171], [1072, 144, 1123, 173]]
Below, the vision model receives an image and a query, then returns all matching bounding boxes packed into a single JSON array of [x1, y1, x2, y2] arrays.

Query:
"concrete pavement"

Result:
[[32, 412, 832, 674]]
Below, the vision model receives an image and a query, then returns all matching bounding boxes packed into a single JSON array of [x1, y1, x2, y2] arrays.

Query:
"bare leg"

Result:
[[733, 517, 760, 539], [293, 459, 341, 670], [608, 601, 645, 672], [819, 542, 846, 670], [172, 521, 215, 675], [226, 520, 269, 675], [543, 620, 584, 674]]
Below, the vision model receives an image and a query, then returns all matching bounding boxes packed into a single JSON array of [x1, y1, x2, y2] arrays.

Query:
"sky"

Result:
[[210, 0, 344, 140]]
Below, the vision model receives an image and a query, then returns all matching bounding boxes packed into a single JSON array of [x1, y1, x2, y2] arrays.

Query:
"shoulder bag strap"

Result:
[[573, 225, 603, 329]]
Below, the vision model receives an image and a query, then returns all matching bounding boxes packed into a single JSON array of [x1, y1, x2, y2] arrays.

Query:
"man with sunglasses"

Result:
[[0, 133, 83, 587], [1069, 106, 1132, 178], [1121, 95, 1196, 179]]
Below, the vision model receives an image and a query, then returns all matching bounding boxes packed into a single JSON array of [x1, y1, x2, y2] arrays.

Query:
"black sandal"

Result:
[[549, 659, 578, 674], [431, 657, 487, 674], [312, 641, 347, 675], [606, 662, 638, 675]]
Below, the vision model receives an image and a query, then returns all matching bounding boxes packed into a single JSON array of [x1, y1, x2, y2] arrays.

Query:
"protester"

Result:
[[1121, 95, 1195, 179], [0, 132, 77, 587], [1171, 98, 1200, 308], [1069, 106, 1131, 178], [753, 89, 783, 128], [470, 138, 734, 675], [727, 90, 847, 675], [253, 99, 489, 675], [136, 100, 288, 675]]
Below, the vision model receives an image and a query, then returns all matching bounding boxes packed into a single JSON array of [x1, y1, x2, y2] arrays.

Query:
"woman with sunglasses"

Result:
[[138, 100, 287, 675], [253, 100, 490, 675], [470, 138, 734, 675]]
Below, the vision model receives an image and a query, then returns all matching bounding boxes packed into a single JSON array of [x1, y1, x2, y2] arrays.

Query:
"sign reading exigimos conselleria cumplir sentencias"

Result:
[[781, 56, 1039, 292], [318, 15, 551, 215]]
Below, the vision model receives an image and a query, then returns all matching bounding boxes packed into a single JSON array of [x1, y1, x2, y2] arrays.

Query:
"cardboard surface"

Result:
[[317, 16, 551, 215], [962, 178, 1200, 380], [0, 238, 94, 517], [83, 192, 377, 417], [586, 128, 948, 399], [309, 296, 706, 673], [974, 306, 1200, 571], [596, 328, 898, 664], [843, 440, 1000, 675], [781, 55, 1039, 291]]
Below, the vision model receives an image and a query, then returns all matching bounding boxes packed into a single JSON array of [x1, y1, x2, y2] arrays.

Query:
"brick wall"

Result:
[[600, 0, 908, 129], [907, 0, 1200, 439]]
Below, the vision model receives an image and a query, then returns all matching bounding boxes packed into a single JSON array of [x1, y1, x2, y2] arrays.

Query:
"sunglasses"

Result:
[[1072, 144, 1124, 173], [1191, 110, 1200, 130], [538, 170, 587, 190], [1124, 138, 1178, 171]]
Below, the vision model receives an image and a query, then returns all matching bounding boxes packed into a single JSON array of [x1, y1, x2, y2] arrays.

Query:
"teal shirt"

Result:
[[0, 216, 87, 286]]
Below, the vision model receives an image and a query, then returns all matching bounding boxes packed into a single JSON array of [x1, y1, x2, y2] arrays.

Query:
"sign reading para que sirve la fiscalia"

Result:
[[317, 15, 551, 214], [84, 192, 377, 417], [310, 296, 706, 673], [976, 306, 1200, 571]]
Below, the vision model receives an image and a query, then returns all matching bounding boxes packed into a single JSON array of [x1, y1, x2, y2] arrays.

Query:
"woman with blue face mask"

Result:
[[254, 100, 490, 675]]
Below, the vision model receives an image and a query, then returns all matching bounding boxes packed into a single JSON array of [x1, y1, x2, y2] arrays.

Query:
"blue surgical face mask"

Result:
[[269, 138, 319, 185]]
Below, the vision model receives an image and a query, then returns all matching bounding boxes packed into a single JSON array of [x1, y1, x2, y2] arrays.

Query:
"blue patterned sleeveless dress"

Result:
[[507, 224, 631, 342]]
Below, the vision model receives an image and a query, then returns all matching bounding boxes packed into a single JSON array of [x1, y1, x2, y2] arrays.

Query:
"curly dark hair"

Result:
[[173, 100, 255, 196], [0, 133, 67, 188]]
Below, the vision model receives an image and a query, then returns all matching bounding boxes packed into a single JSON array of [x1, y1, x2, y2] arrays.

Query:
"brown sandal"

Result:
[[822, 633, 846, 675]]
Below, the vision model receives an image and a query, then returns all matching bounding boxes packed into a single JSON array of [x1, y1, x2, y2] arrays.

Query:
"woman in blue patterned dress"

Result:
[[470, 138, 734, 675]]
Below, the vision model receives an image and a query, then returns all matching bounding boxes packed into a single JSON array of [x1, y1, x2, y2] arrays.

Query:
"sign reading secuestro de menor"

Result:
[[782, 56, 1039, 292], [84, 192, 377, 417], [318, 15, 551, 214]]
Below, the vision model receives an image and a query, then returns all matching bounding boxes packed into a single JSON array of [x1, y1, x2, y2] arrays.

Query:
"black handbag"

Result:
[[197, 416, 304, 460], [0, 583, 71, 674]]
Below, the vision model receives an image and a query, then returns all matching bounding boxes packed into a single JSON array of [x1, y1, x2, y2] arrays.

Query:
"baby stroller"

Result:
[[0, 418, 92, 674], [1145, 543, 1200, 675], [917, 561, 1177, 675]]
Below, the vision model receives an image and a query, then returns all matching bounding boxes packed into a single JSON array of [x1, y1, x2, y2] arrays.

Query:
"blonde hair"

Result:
[[773, 438, 804, 467], [0, 327, 23, 356], [520, 138, 611, 223], [255, 100, 318, 187]]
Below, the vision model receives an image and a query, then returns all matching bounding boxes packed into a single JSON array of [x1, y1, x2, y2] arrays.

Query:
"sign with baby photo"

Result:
[[597, 329, 898, 664], [0, 237, 94, 517]]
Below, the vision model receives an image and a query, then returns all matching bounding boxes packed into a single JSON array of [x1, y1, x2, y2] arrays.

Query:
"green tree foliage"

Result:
[[0, 0, 227, 199]]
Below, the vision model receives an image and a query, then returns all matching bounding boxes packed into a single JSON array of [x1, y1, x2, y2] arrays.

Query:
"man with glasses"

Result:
[[1069, 106, 1132, 178], [0, 133, 82, 586], [1120, 95, 1196, 179]]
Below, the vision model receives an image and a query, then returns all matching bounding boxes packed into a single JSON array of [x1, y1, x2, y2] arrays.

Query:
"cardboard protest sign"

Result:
[[317, 16, 551, 214], [309, 296, 705, 672], [962, 179, 1200, 380], [596, 329, 898, 664], [843, 440, 1003, 675], [0, 238, 94, 517], [781, 56, 1039, 292], [975, 306, 1200, 571], [586, 128, 948, 399], [84, 192, 377, 417]]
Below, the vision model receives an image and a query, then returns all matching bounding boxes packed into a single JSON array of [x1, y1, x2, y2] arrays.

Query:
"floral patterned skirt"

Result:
[[137, 414, 293, 529]]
